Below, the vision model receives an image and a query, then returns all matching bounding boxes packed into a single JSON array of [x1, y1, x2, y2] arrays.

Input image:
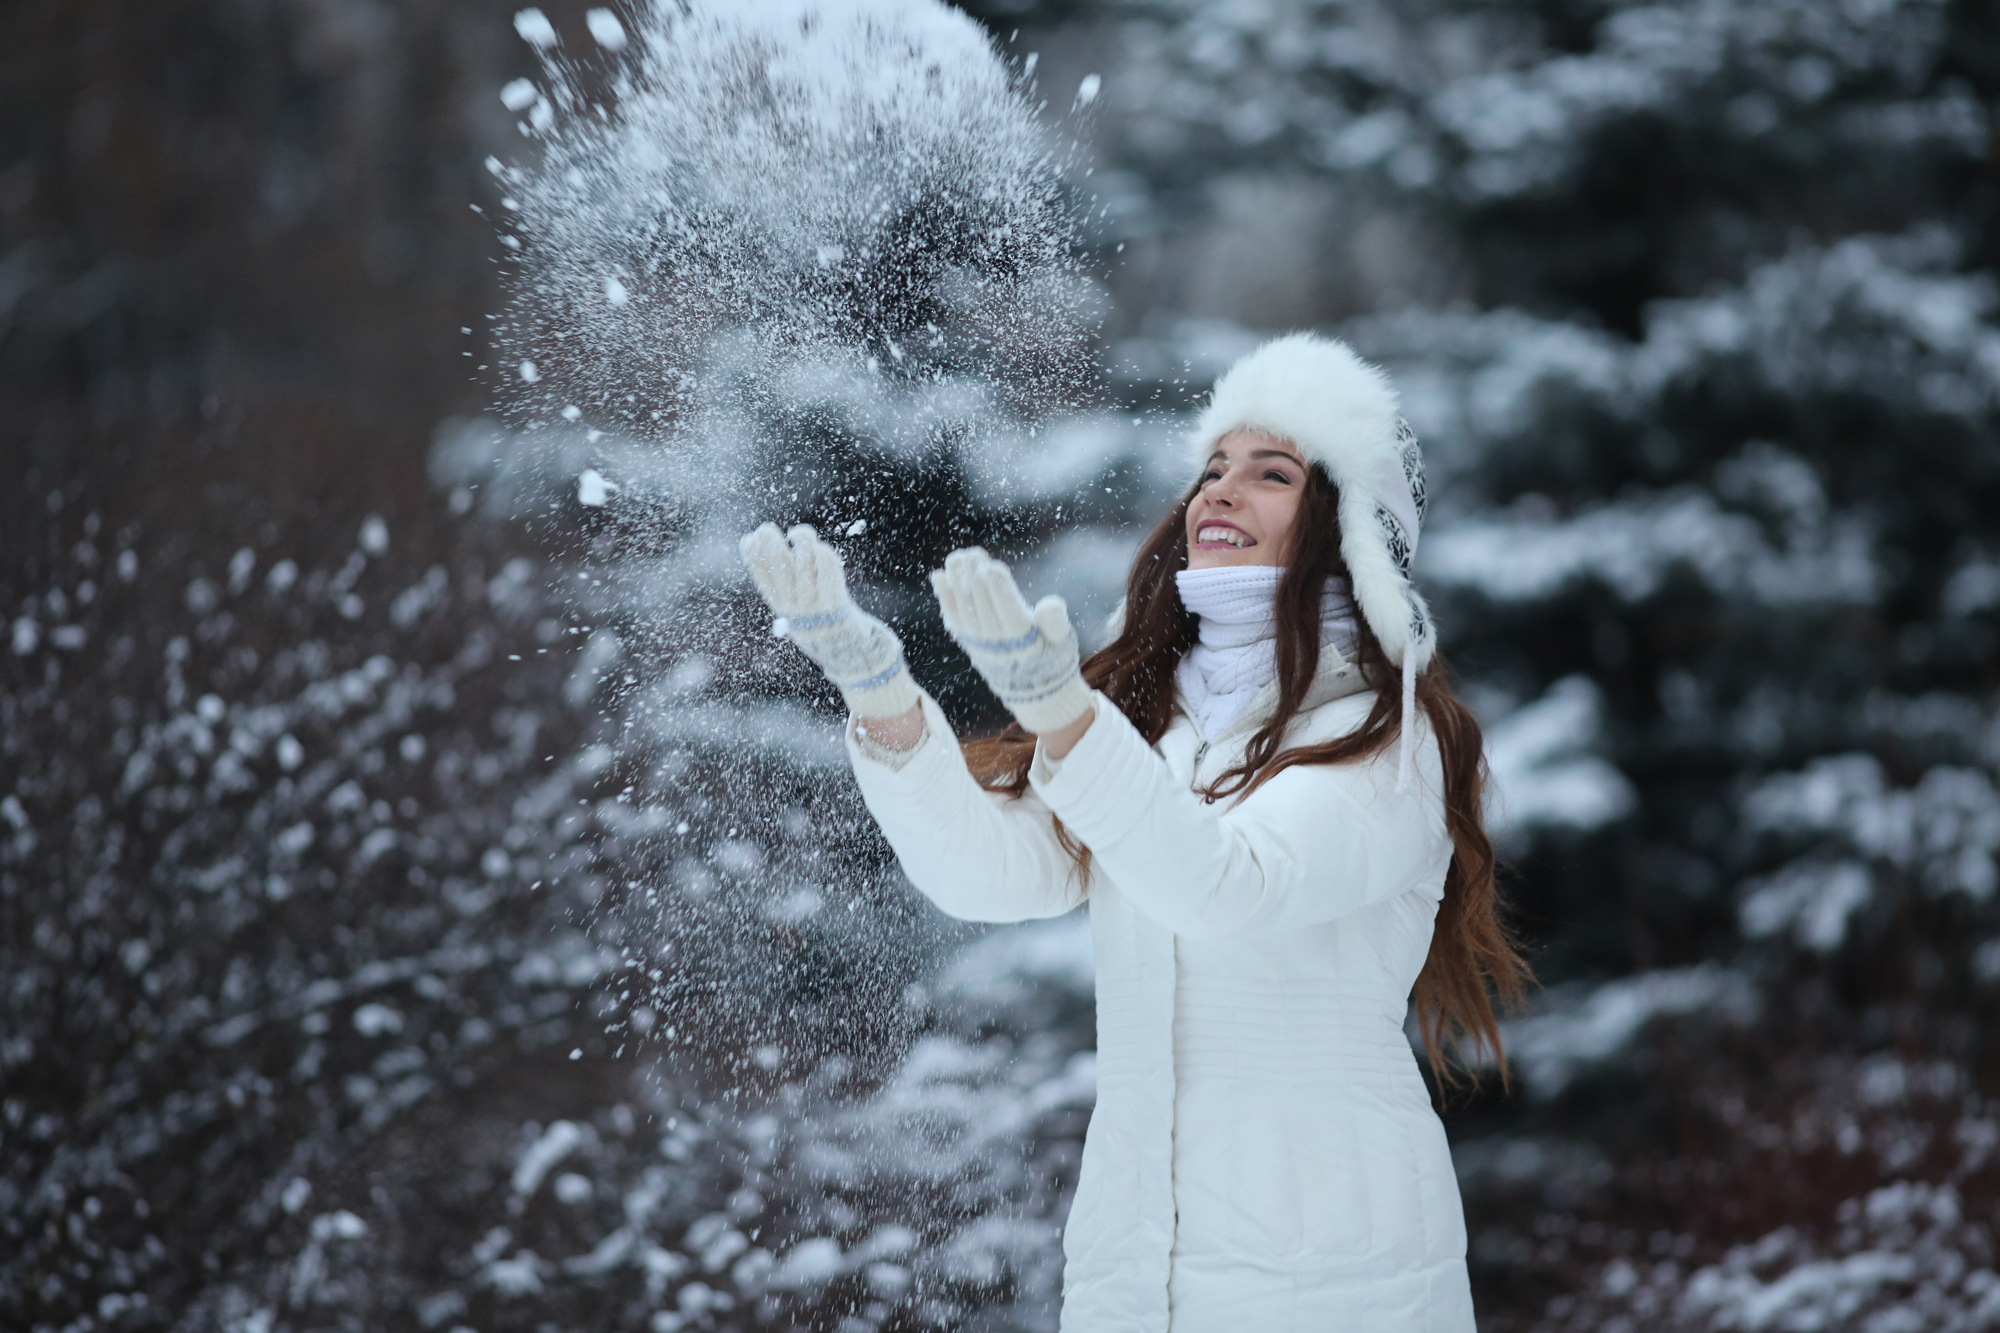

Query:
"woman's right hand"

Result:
[[930, 547, 1094, 737], [739, 523, 919, 719]]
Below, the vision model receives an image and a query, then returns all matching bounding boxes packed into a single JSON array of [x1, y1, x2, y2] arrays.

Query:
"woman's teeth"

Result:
[[1198, 527, 1253, 547]]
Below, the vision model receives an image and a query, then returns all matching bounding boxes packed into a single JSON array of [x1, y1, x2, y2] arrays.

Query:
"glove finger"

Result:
[[741, 521, 787, 572], [985, 556, 1027, 607], [967, 558, 1017, 640], [976, 560, 1034, 639], [1033, 594, 1073, 645], [738, 522, 777, 564], [772, 530, 811, 612], [784, 525, 837, 613], [740, 524, 792, 608], [947, 575, 983, 642], [929, 568, 964, 636], [963, 570, 1005, 642], [942, 560, 985, 636], [951, 558, 994, 638], [737, 524, 771, 584], [943, 546, 989, 582], [805, 536, 848, 614]]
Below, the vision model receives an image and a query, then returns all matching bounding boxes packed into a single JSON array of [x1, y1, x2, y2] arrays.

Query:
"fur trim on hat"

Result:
[[1191, 332, 1434, 673]]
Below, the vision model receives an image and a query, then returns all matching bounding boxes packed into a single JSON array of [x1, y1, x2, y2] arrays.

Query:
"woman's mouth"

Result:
[[1195, 525, 1256, 548]]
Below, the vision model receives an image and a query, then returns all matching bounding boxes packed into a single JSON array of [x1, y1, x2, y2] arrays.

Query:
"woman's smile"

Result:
[[1194, 519, 1256, 549]]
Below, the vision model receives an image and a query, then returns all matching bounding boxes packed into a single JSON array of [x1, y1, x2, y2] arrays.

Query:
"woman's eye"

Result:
[[1201, 470, 1222, 483], [1263, 470, 1293, 484]]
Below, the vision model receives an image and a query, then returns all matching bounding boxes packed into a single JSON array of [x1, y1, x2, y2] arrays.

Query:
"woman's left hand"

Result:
[[930, 548, 1094, 737]]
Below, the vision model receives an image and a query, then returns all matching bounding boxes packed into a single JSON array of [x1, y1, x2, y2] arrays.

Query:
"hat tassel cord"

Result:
[[1395, 645, 1418, 796]]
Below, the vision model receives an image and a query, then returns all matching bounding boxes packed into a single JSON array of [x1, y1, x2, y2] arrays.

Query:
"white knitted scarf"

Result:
[[1174, 565, 1360, 738]]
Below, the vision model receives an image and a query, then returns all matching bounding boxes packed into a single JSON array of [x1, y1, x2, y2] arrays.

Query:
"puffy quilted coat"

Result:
[[845, 649, 1474, 1333]]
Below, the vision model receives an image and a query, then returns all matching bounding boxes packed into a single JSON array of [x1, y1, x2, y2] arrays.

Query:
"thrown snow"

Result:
[[584, 7, 626, 51], [1010, 526, 1145, 652], [481, 0, 1104, 722], [513, 8, 557, 50], [492, 0, 1094, 473]]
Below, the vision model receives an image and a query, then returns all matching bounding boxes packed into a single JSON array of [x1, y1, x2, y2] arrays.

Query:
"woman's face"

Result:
[[1184, 429, 1307, 570]]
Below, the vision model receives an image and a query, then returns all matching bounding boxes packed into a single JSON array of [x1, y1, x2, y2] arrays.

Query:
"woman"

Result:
[[739, 333, 1527, 1333]]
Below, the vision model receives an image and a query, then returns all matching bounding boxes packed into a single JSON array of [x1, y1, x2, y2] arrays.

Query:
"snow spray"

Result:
[[489, 0, 1100, 537], [473, 0, 1104, 1095]]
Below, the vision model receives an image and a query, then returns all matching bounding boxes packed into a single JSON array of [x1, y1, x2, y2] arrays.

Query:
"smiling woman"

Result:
[[1185, 431, 1307, 568], [739, 332, 1528, 1333]]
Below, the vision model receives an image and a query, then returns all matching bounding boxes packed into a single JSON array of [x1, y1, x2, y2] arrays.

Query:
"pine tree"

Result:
[[1071, 0, 2000, 1323]]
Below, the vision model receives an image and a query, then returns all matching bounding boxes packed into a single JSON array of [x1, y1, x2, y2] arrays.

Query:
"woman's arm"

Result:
[[847, 690, 1083, 924], [851, 700, 926, 753], [1028, 693, 1450, 939], [1036, 705, 1093, 761]]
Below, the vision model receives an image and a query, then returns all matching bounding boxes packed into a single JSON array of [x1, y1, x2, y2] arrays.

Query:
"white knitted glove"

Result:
[[739, 523, 920, 717], [930, 547, 1093, 734]]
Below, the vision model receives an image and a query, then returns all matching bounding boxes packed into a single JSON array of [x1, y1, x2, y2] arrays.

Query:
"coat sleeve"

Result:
[[1027, 693, 1451, 939], [846, 690, 1083, 924]]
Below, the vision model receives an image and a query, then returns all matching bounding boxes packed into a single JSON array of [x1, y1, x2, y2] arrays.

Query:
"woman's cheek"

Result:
[[1263, 495, 1298, 545]]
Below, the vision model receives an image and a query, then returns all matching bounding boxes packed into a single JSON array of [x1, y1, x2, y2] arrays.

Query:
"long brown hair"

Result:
[[963, 465, 1531, 1087]]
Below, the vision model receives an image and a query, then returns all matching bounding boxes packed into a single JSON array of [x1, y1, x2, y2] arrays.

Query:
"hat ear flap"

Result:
[[1401, 584, 1437, 673], [1338, 484, 1435, 672], [1397, 417, 1427, 526]]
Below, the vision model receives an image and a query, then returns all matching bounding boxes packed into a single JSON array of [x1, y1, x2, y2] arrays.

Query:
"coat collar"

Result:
[[1174, 646, 1374, 748]]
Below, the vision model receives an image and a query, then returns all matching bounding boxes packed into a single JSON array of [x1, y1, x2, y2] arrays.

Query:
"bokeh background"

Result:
[[6, 1, 2000, 1330]]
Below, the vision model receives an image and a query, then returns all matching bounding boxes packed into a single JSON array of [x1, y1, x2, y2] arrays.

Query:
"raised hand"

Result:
[[930, 547, 1092, 735], [739, 523, 918, 718]]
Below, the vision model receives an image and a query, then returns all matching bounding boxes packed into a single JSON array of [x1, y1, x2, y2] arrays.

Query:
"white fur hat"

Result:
[[1191, 332, 1434, 674]]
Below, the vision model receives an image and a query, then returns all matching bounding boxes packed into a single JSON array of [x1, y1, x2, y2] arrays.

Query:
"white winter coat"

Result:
[[845, 649, 1474, 1333]]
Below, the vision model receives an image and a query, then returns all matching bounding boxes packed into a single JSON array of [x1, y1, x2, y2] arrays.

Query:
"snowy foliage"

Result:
[[1104, 0, 1983, 200], [0, 477, 1097, 1330], [1077, 0, 1999, 1326], [1517, 1054, 2000, 1333]]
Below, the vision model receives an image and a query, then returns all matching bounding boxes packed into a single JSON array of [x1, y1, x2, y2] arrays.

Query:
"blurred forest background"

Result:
[[6, 1, 2000, 1331]]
